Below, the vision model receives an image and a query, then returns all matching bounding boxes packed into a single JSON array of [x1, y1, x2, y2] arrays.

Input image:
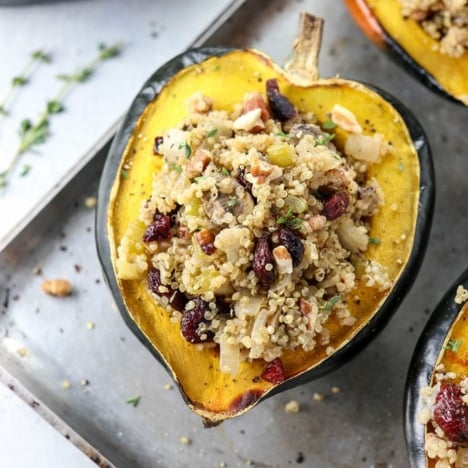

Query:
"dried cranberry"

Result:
[[322, 191, 349, 221], [261, 358, 285, 384], [153, 136, 164, 154], [434, 382, 468, 443], [277, 227, 304, 267], [266, 79, 296, 122], [237, 167, 253, 195], [142, 213, 171, 241], [181, 297, 211, 343], [253, 236, 275, 288], [147, 268, 186, 312]]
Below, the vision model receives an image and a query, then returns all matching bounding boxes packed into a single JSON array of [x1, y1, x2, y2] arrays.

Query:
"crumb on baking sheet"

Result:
[[41, 279, 72, 297], [284, 400, 300, 413], [455, 285, 468, 304]]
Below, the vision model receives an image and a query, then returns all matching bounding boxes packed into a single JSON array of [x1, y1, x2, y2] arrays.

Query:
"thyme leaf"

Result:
[[316, 133, 335, 146], [320, 295, 340, 313], [368, 237, 381, 245], [207, 128, 218, 138], [444, 338, 463, 353], [322, 120, 337, 130], [178, 141, 192, 159], [277, 208, 303, 229], [125, 395, 141, 407]]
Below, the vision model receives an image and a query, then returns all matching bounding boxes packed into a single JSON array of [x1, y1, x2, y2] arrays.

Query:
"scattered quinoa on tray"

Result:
[[115, 79, 393, 376]]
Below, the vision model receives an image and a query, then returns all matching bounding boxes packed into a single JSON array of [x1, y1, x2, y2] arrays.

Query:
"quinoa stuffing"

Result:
[[116, 79, 392, 376], [400, 0, 468, 57], [418, 295, 468, 467]]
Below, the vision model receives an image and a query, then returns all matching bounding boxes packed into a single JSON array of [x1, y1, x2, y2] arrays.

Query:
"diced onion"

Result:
[[345, 134, 382, 162]]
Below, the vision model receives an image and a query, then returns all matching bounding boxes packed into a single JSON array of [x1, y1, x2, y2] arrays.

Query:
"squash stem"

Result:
[[284, 12, 323, 84]]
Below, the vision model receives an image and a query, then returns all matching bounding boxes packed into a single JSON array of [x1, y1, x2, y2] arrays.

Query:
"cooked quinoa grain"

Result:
[[400, 0, 468, 57], [116, 82, 391, 375]]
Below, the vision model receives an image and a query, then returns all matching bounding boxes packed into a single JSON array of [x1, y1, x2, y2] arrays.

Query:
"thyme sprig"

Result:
[[0, 42, 122, 189], [0, 49, 50, 117]]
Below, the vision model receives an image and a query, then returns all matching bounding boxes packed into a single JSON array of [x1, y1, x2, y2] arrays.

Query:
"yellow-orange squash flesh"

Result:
[[345, 0, 468, 105], [107, 48, 421, 424]]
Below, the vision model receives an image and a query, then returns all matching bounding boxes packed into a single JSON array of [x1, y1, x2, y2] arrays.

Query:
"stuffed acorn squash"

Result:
[[345, 0, 468, 106], [405, 270, 468, 467], [97, 13, 434, 425]]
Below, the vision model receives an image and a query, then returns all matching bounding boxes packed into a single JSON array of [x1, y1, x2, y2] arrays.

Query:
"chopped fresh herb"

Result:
[[20, 164, 31, 177], [178, 141, 192, 159], [193, 176, 207, 183], [368, 237, 381, 245], [168, 163, 182, 173], [227, 197, 237, 208], [220, 167, 230, 176], [0, 106, 6, 116], [213, 64, 221, 71], [277, 208, 303, 229], [121, 170, 129, 179], [316, 133, 335, 146], [322, 120, 337, 130], [125, 395, 141, 407], [444, 338, 463, 353], [398, 161, 404, 172], [320, 295, 340, 312], [276, 130, 290, 139], [207, 128, 218, 138]]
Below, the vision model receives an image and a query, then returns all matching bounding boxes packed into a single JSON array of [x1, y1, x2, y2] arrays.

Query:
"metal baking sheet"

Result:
[[1, 0, 467, 466], [0, 0, 245, 251]]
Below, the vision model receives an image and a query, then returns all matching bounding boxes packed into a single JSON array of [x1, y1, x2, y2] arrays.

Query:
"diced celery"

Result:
[[267, 143, 295, 167], [184, 197, 202, 217]]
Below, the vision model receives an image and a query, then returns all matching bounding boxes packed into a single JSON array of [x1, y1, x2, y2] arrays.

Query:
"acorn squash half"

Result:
[[96, 13, 434, 425], [344, 0, 468, 106], [405, 269, 468, 467]]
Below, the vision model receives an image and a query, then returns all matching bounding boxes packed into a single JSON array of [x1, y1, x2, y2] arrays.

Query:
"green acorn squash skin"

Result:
[[405, 269, 468, 467], [96, 46, 434, 425]]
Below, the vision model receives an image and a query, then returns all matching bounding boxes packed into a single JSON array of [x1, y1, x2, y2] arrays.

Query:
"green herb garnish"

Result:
[[276, 130, 291, 139], [193, 176, 207, 183], [0, 49, 51, 118], [368, 237, 381, 245], [398, 161, 405, 172], [320, 295, 340, 313], [125, 395, 141, 407], [121, 170, 129, 179], [316, 133, 335, 146], [322, 120, 336, 130], [444, 338, 463, 353], [207, 128, 218, 138], [277, 208, 303, 229], [227, 197, 237, 208], [178, 141, 192, 159], [168, 163, 182, 173], [0, 42, 122, 188], [220, 167, 230, 177]]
